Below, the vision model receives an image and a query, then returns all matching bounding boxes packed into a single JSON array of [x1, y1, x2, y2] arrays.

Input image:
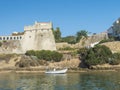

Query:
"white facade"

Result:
[[0, 35, 23, 41], [107, 18, 120, 37]]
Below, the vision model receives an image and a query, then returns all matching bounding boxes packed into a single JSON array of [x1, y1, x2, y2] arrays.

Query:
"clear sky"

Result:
[[0, 0, 120, 37]]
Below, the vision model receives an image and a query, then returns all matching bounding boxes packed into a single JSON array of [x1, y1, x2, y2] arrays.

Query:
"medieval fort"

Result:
[[0, 22, 56, 54], [1, 17, 118, 54]]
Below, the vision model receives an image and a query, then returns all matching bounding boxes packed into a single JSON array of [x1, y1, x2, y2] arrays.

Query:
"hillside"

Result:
[[0, 54, 80, 71], [101, 41, 120, 53]]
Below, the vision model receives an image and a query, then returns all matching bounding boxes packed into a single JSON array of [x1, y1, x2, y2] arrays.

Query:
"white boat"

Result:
[[45, 68, 68, 74]]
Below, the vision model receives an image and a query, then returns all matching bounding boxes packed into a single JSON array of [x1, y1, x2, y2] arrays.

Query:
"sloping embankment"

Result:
[[101, 41, 120, 53]]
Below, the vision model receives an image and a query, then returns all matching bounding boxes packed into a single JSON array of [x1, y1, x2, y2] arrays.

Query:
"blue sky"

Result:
[[0, 0, 120, 36]]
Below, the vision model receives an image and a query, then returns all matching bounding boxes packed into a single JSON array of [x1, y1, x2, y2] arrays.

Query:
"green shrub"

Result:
[[25, 50, 36, 56], [25, 50, 63, 62], [109, 53, 120, 65], [50, 51, 63, 62], [99, 39, 114, 44], [59, 46, 75, 51], [77, 47, 88, 60], [78, 45, 112, 68]]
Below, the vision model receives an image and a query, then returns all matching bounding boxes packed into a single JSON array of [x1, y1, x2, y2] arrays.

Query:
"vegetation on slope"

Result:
[[78, 45, 120, 68], [15, 55, 48, 68], [25, 50, 63, 62]]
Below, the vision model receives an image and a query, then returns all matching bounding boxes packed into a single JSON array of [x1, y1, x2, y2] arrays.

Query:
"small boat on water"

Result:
[[45, 68, 68, 74]]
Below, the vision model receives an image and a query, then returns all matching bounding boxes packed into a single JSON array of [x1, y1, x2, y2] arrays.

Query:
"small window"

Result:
[[10, 37, 12, 40], [3, 37, 5, 40], [7, 37, 9, 40], [17, 37, 19, 40], [20, 36, 22, 39], [14, 37, 15, 39]]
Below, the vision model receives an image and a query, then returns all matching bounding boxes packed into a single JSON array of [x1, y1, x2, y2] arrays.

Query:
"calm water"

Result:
[[0, 72, 120, 90]]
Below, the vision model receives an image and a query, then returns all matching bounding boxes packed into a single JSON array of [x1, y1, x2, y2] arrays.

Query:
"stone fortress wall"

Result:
[[0, 21, 56, 54], [22, 21, 56, 52], [56, 32, 108, 49]]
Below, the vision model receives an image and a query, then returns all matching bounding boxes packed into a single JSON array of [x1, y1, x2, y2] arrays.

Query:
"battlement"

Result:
[[24, 21, 52, 31]]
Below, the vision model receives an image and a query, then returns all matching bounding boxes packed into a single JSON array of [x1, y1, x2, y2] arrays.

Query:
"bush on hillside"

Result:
[[78, 45, 112, 68], [109, 53, 120, 65], [99, 39, 114, 44], [59, 46, 75, 51], [77, 47, 88, 60], [25, 50, 63, 62], [25, 50, 36, 56]]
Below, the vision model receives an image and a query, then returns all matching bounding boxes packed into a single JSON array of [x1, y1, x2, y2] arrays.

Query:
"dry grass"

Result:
[[101, 41, 120, 53]]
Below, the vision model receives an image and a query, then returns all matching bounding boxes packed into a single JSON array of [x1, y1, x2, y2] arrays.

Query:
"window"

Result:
[[14, 37, 16, 40], [3, 37, 5, 40], [7, 37, 9, 40], [20, 36, 22, 39], [10, 37, 12, 40]]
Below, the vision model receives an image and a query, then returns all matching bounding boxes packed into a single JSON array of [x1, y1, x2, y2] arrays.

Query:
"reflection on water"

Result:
[[0, 72, 120, 90]]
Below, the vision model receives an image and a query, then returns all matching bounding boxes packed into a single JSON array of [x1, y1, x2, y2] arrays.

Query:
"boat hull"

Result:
[[45, 68, 68, 74]]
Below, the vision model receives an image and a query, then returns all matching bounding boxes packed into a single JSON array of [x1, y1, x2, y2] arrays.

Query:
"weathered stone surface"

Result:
[[56, 32, 108, 49]]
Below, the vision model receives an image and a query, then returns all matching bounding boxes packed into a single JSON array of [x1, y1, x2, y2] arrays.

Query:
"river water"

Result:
[[0, 71, 120, 90]]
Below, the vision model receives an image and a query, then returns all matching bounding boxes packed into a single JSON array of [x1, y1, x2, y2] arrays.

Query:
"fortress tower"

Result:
[[21, 21, 56, 52]]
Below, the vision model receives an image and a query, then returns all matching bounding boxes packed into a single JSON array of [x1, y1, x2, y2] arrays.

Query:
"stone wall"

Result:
[[21, 28, 56, 52], [56, 32, 108, 49]]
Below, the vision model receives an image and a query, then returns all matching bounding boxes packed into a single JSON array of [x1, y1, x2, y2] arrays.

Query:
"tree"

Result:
[[62, 36, 76, 44], [76, 30, 88, 42], [53, 27, 61, 42], [78, 45, 112, 68], [25, 50, 35, 56], [109, 53, 120, 65]]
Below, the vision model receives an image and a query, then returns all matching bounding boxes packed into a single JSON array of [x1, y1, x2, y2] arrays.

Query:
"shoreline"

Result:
[[0, 68, 119, 74]]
